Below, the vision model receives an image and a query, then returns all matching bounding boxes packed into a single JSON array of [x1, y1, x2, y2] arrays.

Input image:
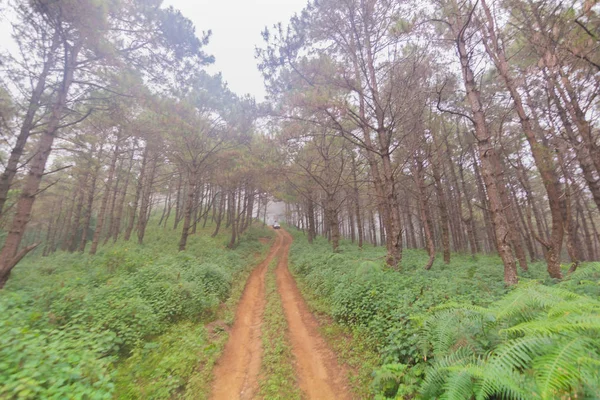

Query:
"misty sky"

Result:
[[164, 0, 308, 100]]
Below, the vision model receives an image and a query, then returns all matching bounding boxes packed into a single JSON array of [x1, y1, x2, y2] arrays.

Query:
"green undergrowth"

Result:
[[287, 229, 600, 399], [258, 258, 302, 400], [0, 222, 274, 399]]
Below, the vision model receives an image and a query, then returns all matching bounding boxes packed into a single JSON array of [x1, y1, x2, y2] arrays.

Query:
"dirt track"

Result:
[[210, 232, 283, 400], [276, 229, 351, 399], [209, 229, 350, 400]]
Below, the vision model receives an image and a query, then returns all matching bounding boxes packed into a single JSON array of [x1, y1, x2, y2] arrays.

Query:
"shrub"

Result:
[[0, 222, 274, 398], [287, 229, 600, 399], [0, 293, 118, 399]]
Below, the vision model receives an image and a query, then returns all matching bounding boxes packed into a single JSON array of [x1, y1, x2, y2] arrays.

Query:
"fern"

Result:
[[533, 335, 596, 399], [419, 283, 600, 399]]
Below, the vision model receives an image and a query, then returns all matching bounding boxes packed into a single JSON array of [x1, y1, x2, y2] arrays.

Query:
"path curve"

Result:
[[276, 229, 352, 400], [210, 231, 283, 400]]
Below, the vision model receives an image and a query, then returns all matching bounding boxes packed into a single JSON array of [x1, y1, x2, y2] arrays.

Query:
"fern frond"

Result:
[[546, 298, 600, 318], [534, 336, 597, 399], [485, 336, 552, 376], [478, 364, 531, 400], [420, 348, 479, 399], [493, 283, 580, 322], [561, 264, 600, 285], [440, 368, 479, 400], [503, 314, 600, 336], [423, 308, 489, 356], [430, 302, 491, 314]]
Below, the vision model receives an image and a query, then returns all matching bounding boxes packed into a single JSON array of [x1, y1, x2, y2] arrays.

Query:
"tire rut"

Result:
[[276, 230, 352, 400], [209, 232, 283, 400], [209, 229, 351, 400]]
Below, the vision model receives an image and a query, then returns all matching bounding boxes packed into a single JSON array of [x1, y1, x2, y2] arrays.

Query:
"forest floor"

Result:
[[209, 229, 351, 400]]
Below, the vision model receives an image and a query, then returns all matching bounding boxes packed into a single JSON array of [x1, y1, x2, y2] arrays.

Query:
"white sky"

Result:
[[164, 0, 309, 101]]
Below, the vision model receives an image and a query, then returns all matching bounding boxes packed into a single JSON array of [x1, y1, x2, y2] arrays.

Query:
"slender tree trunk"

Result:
[[454, 21, 518, 285], [104, 153, 125, 244], [173, 172, 183, 230], [471, 146, 496, 253], [307, 195, 316, 244], [227, 189, 238, 249], [457, 154, 479, 255], [65, 173, 87, 252], [58, 187, 75, 249], [0, 40, 82, 288], [0, 31, 60, 217], [212, 191, 226, 237], [431, 129, 451, 264], [577, 198, 595, 261], [350, 152, 363, 248], [43, 203, 57, 257], [90, 138, 120, 255], [326, 194, 340, 252], [78, 156, 102, 252], [414, 154, 435, 270], [587, 207, 600, 260], [112, 149, 134, 242], [124, 145, 148, 241], [179, 167, 197, 251], [136, 154, 158, 245]]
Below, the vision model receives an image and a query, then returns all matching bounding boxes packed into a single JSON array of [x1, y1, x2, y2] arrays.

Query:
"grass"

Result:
[[1, 219, 274, 400], [257, 258, 302, 400], [285, 227, 600, 398]]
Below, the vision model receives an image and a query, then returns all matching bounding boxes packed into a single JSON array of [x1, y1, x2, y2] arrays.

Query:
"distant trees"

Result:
[[1, 0, 598, 289], [0, 0, 223, 287], [258, 0, 600, 285]]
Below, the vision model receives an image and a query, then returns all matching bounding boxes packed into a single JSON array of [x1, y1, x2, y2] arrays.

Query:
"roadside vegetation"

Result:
[[0, 223, 273, 399], [288, 229, 600, 399]]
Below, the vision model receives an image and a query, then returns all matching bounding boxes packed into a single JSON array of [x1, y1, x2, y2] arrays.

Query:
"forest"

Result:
[[0, 0, 599, 399]]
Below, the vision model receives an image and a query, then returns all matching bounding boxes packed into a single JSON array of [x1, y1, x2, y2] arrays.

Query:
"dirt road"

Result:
[[275, 229, 351, 399], [209, 229, 350, 400], [210, 232, 283, 400]]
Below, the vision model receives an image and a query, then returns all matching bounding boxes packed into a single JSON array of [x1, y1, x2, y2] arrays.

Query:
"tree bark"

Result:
[[414, 153, 435, 270], [90, 137, 120, 255], [136, 153, 158, 245], [124, 145, 148, 241], [0, 39, 82, 288], [179, 167, 197, 251], [454, 15, 518, 285], [0, 31, 60, 217]]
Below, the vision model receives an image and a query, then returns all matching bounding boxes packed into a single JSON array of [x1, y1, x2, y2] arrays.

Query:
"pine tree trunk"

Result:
[[78, 158, 102, 252], [124, 145, 148, 241], [431, 130, 451, 264], [454, 23, 518, 285], [112, 149, 134, 242], [136, 154, 158, 245], [212, 192, 226, 237], [65, 174, 87, 252], [179, 168, 197, 251], [458, 154, 479, 255], [104, 154, 125, 244], [90, 138, 120, 255], [0, 40, 82, 288], [0, 31, 60, 217], [414, 154, 435, 270], [227, 190, 238, 249]]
